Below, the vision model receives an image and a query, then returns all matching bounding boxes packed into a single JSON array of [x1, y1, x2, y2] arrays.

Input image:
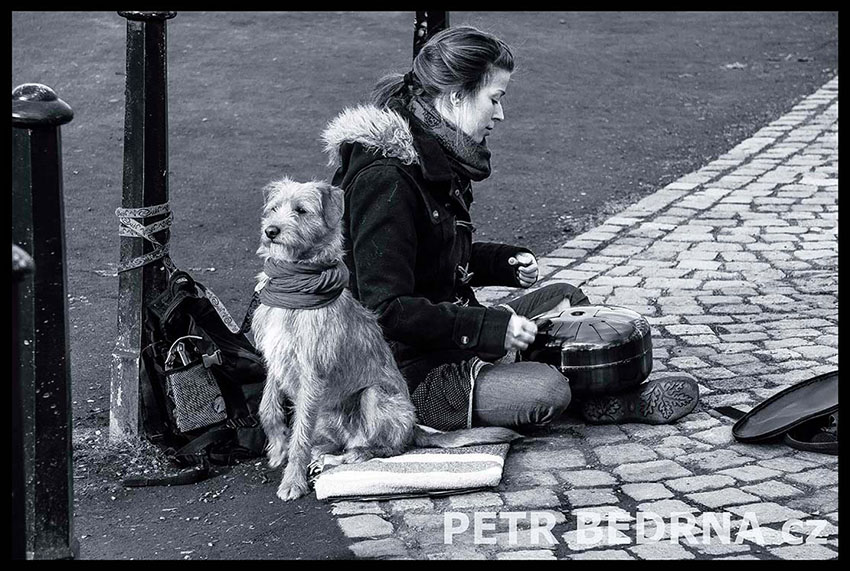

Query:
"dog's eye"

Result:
[[293, 206, 308, 215]]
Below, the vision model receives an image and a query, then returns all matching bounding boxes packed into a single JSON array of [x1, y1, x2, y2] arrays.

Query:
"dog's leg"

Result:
[[277, 371, 325, 501], [259, 376, 290, 469]]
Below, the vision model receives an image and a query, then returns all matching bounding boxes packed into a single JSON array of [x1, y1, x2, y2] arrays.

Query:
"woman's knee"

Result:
[[523, 362, 571, 424]]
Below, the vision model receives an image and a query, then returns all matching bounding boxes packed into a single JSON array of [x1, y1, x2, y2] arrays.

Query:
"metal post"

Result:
[[11, 83, 77, 560], [413, 11, 450, 59], [12, 245, 35, 560], [110, 11, 176, 442]]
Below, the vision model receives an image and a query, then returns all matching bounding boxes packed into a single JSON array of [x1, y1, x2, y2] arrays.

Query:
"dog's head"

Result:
[[257, 177, 344, 262]]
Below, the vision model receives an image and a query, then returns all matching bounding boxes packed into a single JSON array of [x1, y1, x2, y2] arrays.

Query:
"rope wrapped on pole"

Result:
[[115, 202, 174, 273]]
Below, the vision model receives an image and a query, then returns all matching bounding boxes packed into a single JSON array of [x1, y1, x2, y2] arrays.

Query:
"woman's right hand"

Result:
[[504, 314, 537, 351]]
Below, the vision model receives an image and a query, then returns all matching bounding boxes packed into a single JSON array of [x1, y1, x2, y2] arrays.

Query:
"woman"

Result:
[[321, 26, 697, 431]]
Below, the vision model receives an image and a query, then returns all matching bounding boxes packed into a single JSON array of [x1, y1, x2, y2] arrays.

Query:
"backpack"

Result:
[[132, 269, 270, 480]]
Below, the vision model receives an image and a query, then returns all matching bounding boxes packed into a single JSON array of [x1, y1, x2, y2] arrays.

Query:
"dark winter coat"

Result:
[[322, 100, 534, 421]]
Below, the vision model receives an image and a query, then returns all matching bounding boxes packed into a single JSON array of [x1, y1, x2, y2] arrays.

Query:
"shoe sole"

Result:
[[580, 376, 699, 425]]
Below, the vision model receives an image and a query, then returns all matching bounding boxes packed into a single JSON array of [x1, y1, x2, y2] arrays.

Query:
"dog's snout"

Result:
[[265, 226, 281, 240]]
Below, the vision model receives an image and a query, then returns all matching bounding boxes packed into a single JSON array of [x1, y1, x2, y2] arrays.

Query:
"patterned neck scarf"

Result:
[[260, 258, 349, 310], [407, 95, 492, 182]]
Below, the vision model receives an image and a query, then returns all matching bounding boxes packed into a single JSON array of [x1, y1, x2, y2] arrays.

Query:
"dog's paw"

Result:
[[276, 477, 310, 501], [268, 456, 286, 469], [266, 442, 290, 469]]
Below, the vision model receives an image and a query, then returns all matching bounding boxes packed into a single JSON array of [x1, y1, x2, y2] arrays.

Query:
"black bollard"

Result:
[[110, 11, 176, 442], [11, 84, 77, 560], [12, 245, 35, 560], [413, 11, 450, 59]]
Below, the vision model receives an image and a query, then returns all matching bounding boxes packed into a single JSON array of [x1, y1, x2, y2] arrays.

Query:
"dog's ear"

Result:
[[317, 182, 344, 229], [261, 181, 277, 206]]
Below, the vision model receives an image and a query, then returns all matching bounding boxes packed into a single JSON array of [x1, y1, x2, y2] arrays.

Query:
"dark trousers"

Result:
[[472, 282, 589, 428]]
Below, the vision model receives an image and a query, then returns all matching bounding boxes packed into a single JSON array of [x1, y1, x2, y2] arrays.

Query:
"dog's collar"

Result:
[[260, 259, 349, 310]]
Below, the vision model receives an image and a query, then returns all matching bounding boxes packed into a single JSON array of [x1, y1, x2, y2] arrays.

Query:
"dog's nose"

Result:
[[265, 226, 280, 239]]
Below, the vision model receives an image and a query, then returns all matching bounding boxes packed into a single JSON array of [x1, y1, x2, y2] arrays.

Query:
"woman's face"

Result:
[[440, 68, 512, 144]]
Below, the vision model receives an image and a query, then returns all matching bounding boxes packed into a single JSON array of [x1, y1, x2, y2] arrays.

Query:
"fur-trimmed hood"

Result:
[[321, 104, 419, 168]]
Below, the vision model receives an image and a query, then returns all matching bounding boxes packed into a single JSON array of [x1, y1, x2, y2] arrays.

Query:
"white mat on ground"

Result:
[[313, 443, 511, 501]]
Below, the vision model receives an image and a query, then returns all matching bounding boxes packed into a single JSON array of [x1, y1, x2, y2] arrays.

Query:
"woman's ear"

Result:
[[450, 91, 462, 106]]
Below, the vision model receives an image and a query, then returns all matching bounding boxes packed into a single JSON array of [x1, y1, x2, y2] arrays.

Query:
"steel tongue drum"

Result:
[[520, 305, 653, 396]]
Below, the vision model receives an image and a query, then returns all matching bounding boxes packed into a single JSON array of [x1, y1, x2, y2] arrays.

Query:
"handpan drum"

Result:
[[520, 305, 653, 396]]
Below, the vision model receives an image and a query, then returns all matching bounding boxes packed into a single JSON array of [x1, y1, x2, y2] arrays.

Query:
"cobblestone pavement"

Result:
[[330, 76, 839, 560]]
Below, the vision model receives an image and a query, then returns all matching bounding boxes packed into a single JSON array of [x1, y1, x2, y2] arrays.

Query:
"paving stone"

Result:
[[594, 442, 658, 465], [494, 527, 560, 550], [502, 487, 562, 509], [506, 449, 587, 472], [666, 474, 737, 493], [389, 498, 435, 513], [562, 529, 631, 551], [565, 488, 619, 508], [613, 460, 693, 483], [677, 450, 753, 471], [620, 482, 674, 501], [503, 471, 559, 488], [784, 468, 838, 488], [636, 499, 699, 518], [725, 502, 809, 525], [559, 469, 617, 488], [686, 487, 762, 509], [771, 543, 838, 560], [403, 513, 448, 531], [757, 457, 821, 473], [425, 549, 487, 560], [496, 549, 556, 560], [629, 542, 696, 560], [690, 425, 734, 446], [349, 538, 409, 559], [449, 491, 504, 510], [717, 465, 783, 482], [740, 480, 804, 501], [568, 549, 635, 560], [331, 501, 385, 516], [338, 514, 394, 538], [785, 486, 838, 514]]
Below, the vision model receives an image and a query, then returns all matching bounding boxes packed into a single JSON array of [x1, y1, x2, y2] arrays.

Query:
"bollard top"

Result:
[[12, 244, 35, 281], [12, 84, 74, 128], [118, 11, 177, 21]]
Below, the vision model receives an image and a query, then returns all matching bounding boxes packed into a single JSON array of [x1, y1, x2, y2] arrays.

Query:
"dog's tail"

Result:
[[412, 424, 522, 449]]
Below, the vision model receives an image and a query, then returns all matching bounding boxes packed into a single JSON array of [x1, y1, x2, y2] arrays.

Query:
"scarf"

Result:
[[407, 96, 492, 182], [260, 258, 349, 310]]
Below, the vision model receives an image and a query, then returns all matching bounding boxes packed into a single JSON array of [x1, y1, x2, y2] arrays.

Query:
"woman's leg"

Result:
[[471, 361, 571, 428]]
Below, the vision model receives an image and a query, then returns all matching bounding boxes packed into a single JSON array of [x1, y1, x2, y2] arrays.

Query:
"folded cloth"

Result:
[[313, 443, 511, 501]]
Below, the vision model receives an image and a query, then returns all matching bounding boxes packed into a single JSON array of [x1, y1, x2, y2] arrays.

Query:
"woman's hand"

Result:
[[509, 252, 538, 288], [504, 314, 537, 351]]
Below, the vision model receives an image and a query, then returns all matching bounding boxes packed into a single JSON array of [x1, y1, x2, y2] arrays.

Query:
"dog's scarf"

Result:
[[260, 258, 349, 310]]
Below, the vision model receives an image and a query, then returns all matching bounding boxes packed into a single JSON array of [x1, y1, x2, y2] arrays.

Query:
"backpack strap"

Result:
[[138, 342, 171, 439], [123, 463, 211, 488], [170, 425, 235, 467], [195, 282, 241, 334], [240, 290, 262, 334]]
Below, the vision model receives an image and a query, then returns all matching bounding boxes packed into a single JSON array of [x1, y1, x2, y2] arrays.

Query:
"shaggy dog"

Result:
[[252, 177, 520, 501]]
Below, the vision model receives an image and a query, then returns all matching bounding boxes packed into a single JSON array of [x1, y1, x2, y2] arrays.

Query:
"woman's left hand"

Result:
[[509, 252, 538, 288]]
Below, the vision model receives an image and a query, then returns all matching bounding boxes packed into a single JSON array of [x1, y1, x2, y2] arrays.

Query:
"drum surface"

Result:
[[522, 305, 653, 395]]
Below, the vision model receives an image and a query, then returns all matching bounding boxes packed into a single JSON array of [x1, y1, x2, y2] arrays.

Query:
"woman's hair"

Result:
[[371, 25, 515, 107]]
